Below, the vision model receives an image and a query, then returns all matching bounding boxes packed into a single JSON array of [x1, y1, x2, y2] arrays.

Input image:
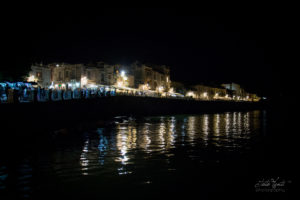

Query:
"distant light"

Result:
[[88, 84, 97, 88], [27, 75, 36, 82], [117, 81, 123, 87], [158, 86, 164, 93], [81, 77, 88, 86], [262, 97, 267, 100], [56, 64, 59, 67], [121, 71, 125, 77], [75, 82, 80, 87], [187, 91, 195, 98], [203, 92, 207, 97]]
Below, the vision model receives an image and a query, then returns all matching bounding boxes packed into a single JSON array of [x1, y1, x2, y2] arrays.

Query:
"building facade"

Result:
[[192, 85, 227, 100], [132, 62, 171, 92], [49, 63, 85, 89], [28, 63, 51, 88], [27, 61, 173, 92]]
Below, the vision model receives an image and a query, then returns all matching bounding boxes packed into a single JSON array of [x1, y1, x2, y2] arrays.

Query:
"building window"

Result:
[[87, 71, 91, 79], [65, 71, 69, 78], [36, 72, 42, 78], [59, 72, 62, 80], [71, 70, 75, 79]]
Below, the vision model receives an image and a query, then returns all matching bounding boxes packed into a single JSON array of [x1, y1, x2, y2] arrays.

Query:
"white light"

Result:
[[75, 82, 80, 87], [121, 71, 125, 77], [27, 75, 36, 82], [124, 77, 128, 81], [117, 81, 123, 87], [62, 84, 66, 88], [68, 83, 72, 87], [56, 64, 59, 67], [88, 84, 97, 88], [81, 77, 88, 86], [158, 86, 164, 93], [203, 92, 207, 97], [187, 91, 195, 98]]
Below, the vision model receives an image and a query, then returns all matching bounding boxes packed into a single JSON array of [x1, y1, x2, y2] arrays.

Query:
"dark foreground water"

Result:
[[0, 110, 294, 199]]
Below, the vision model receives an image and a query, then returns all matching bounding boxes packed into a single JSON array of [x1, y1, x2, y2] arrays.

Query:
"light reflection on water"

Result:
[[0, 111, 264, 198]]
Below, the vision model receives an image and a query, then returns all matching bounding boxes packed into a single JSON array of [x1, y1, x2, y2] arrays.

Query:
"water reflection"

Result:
[[87, 111, 261, 173], [0, 111, 264, 198]]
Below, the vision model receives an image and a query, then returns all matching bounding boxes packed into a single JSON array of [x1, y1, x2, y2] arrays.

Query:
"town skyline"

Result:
[[2, 8, 285, 98]]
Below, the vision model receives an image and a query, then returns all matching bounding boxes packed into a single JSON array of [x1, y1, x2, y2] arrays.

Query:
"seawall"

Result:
[[1, 96, 265, 124]]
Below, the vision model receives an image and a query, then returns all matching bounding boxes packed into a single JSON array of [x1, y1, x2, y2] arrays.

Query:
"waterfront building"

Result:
[[49, 63, 85, 89], [221, 83, 247, 100], [95, 62, 119, 86], [221, 83, 259, 101], [171, 81, 186, 95], [132, 61, 171, 92], [28, 63, 51, 88], [193, 85, 222, 100]]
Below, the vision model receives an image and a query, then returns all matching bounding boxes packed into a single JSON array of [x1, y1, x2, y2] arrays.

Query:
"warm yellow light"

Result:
[[117, 81, 123, 87], [158, 86, 164, 93], [81, 77, 87, 86], [203, 92, 207, 97], [27, 75, 37, 82], [186, 91, 195, 98]]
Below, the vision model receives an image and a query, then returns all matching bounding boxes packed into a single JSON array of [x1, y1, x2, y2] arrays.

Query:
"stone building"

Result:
[[50, 63, 85, 88], [193, 84, 228, 100], [132, 62, 170, 92], [221, 83, 253, 100], [28, 63, 51, 88], [95, 62, 120, 86]]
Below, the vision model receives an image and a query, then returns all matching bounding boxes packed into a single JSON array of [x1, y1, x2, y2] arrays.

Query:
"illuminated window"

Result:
[[36, 72, 42, 78]]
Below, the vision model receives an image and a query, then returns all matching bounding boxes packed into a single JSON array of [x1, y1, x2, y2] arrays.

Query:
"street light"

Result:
[[121, 71, 125, 77]]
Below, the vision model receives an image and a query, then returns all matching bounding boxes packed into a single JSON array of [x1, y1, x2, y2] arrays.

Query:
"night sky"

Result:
[[2, 7, 295, 98]]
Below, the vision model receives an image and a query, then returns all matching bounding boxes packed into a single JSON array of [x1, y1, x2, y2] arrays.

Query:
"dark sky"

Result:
[[2, 7, 295, 97]]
